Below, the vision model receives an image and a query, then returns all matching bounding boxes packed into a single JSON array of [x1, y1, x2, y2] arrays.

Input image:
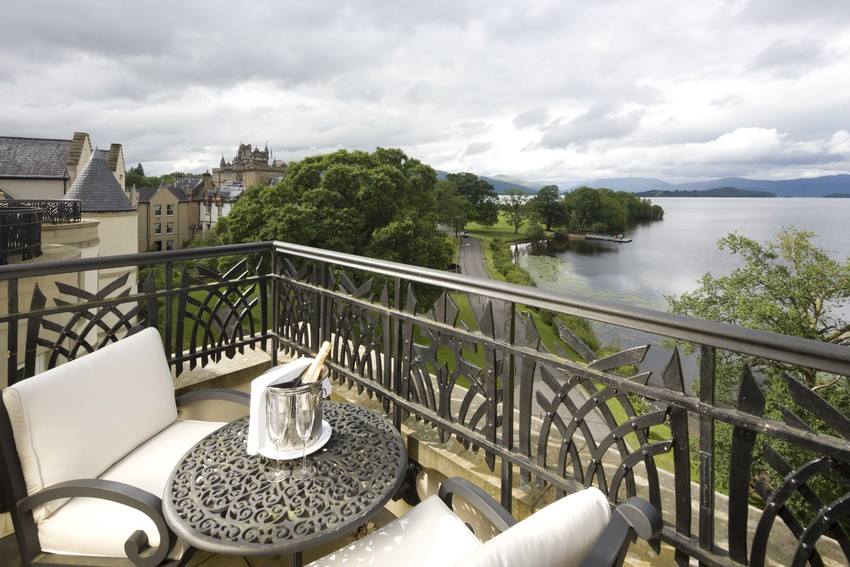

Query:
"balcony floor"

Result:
[[0, 507, 399, 566]]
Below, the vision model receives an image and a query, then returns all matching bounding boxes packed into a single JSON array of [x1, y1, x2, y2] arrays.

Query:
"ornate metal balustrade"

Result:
[[0, 241, 848, 566], [0, 199, 82, 224], [0, 208, 41, 265]]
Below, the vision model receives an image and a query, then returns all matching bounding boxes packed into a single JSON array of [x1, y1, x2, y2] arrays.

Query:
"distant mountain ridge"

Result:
[[580, 174, 850, 197], [636, 187, 775, 198], [435, 170, 850, 197], [435, 170, 536, 194]]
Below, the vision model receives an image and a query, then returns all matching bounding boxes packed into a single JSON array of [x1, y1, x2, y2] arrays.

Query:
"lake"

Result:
[[517, 198, 850, 389]]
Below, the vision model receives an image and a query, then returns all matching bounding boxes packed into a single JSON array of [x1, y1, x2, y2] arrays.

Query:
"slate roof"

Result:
[[0, 136, 71, 178], [135, 185, 188, 203], [136, 187, 158, 203], [64, 152, 134, 212], [166, 186, 188, 201]]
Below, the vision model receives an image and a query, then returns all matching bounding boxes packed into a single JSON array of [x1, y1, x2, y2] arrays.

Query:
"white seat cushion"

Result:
[[308, 495, 482, 567], [37, 419, 224, 560], [459, 487, 611, 567], [3, 328, 178, 521]]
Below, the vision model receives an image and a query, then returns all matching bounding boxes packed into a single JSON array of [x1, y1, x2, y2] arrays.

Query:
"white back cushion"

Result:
[[2, 328, 177, 520], [459, 487, 611, 567]]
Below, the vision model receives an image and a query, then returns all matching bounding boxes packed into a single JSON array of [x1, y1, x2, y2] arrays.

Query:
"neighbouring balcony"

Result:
[[0, 208, 41, 266], [0, 200, 82, 266], [0, 241, 848, 566], [0, 199, 82, 225]]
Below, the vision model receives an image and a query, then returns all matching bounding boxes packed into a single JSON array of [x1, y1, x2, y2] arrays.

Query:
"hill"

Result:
[[824, 193, 850, 198], [435, 170, 537, 194], [636, 187, 775, 198], [581, 177, 675, 192], [676, 174, 850, 197]]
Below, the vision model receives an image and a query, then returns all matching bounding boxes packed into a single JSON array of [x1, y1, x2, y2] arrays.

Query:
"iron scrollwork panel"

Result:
[[174, 258, 266, 373], [22, 271, 151, 380]]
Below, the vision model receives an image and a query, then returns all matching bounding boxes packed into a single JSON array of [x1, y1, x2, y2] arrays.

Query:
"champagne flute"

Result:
[[294, 389, 317, 479], [264, 388, 290, 482]]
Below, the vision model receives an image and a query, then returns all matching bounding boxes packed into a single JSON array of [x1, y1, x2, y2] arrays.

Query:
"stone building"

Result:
[[212, 143, 286, 188], [63, 151, 138, 291], [200, 181, 244, 232], [0, 133, 125, 199], [136, 174, 216, 251]]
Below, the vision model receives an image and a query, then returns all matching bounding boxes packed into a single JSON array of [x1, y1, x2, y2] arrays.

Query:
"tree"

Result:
[[563, 187, 627, 233], [562, 186, 663, 233], [444, 172, 499, 226], [216, 148, 452, 271], [502, 189, 528, 234], [434, 180, 470, 235], [528, 185, 565, 231], [126, 163, 160, 188], [668, 228, 850, 498]]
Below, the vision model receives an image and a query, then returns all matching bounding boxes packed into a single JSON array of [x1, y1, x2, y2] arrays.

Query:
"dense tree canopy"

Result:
[[563, 186, 663, 233], [528, 185, 565, 231], [126, 162, 161, 188], [502, 189, 528, 234], [433, 179, 470, 236], [216, 148, 452, 270], [444, 172, 499, 226], [669, 228, 850, 498]]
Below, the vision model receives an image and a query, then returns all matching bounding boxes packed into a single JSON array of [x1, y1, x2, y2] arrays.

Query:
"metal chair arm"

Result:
[[438, 477, 517, 533], [18, 478, 176, 567], [176, 388, 250, 407], [579, 497, 662, 567]]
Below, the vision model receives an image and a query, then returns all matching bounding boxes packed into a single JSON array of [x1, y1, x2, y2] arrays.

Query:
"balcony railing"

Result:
[[0, 199, 82, 224], [0, 208, 41, 265], [0, 241, 848, 566]]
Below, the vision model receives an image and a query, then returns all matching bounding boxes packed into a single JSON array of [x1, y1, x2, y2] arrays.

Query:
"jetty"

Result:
[[586, 233, 631, 243]]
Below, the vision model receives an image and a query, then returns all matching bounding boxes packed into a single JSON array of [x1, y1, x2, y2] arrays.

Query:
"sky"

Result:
[[1, 0, 850, 183]]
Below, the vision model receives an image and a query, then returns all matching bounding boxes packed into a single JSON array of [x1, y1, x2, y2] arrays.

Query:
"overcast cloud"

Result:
[[1, 0, 849, 183]]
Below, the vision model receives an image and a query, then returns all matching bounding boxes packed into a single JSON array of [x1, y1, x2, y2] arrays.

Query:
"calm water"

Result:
[[518, 198, 850, 388]]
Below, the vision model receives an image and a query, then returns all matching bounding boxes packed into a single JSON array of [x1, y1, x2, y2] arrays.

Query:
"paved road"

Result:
[[458, 235, 489, 280], [457, 235, 612, 446]]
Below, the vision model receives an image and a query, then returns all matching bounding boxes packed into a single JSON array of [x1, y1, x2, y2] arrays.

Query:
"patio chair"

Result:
[[309, 477, 661, 567], [0, 327, 250, 567]]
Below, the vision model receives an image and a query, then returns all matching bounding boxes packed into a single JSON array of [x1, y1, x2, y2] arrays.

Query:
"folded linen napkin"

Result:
[[246, 357, 332, 456]]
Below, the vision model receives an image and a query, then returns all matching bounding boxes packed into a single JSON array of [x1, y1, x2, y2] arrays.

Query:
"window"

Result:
[[153, 223, 162, 234], [166, 204, 174, 216], [166, 239, 174, 251], [154, 204, 162, 216], [166, 222, 174, 234], [205, 203, 212, 215], [153, 241, 162, 251]]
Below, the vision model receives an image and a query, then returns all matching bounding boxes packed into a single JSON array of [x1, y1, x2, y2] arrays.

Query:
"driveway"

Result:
[[457, 235, 612, 445]]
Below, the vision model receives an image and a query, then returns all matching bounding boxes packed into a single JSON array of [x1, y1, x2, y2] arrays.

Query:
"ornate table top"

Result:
[[163, 401, 407, 556]]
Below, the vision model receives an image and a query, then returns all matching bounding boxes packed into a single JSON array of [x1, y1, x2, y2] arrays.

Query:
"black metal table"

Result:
[[163, 401, 407, 566]]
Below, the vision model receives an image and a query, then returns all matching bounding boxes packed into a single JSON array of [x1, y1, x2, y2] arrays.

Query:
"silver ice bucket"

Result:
[[266, 381, 324, 450]]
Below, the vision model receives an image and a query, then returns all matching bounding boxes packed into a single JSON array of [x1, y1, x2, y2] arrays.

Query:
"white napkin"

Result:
[[246, 357, 333, 456]]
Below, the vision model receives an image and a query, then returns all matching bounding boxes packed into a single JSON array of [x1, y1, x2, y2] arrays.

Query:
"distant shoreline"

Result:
[[636, 187, 775, 198]]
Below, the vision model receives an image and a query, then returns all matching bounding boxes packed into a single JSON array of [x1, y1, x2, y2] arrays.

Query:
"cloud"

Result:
[[539, 104, 644, 148], [513, 108, 550, 129], [748, 39, 829, 77], [0, 1, 848, 182], [464, 142, 492, 156]]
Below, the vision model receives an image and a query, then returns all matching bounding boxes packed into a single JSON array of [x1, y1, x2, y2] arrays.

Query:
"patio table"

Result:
[[163, 401, 407, 566]]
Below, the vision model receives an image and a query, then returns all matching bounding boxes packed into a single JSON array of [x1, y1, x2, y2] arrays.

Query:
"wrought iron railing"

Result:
[[0, 199, 81, 224], [0, 208, 42, 265], [0, 241, 848, 566]]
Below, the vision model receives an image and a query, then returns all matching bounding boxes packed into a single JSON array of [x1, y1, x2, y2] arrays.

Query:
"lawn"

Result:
[[466, 214, 529, 278]]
